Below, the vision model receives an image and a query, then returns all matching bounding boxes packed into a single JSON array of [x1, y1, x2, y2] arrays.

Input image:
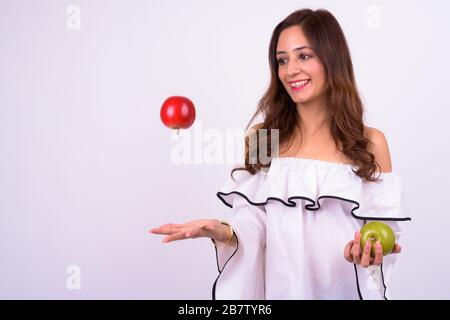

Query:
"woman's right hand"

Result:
[[149, 219, 229, 244]]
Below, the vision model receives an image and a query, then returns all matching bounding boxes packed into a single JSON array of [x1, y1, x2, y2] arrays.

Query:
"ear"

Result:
[[366, 127, 392, 173]]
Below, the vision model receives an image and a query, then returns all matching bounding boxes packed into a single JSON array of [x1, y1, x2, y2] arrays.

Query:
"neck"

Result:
[[296, 100, 331, 138]]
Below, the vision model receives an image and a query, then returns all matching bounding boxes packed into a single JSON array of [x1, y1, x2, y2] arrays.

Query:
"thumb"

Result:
[[392, 243, 402, 253]]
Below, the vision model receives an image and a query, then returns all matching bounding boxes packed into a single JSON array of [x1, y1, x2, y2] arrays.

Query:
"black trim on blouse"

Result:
[[212, 235, 240, 300], [217, 191, 412, 221]]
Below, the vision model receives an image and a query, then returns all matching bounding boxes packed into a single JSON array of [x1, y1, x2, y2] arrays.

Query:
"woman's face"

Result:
[[276, 25, 327, 105]]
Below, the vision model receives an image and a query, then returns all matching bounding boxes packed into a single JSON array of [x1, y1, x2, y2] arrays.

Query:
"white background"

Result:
[[0, 0, 449, 299]]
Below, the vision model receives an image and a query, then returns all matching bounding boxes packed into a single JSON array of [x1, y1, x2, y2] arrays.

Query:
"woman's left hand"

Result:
[[344, 231, 402, 267]]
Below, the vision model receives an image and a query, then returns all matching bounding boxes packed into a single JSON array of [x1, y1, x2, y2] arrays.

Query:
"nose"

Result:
[[287, 60, 301, 77]]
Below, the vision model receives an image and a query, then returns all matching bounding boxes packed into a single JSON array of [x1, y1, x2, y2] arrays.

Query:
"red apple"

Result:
[[160, 96, 196, 132]]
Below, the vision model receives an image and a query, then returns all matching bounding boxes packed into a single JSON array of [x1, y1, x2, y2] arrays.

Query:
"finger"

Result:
[[392, 243, 402, 254], [344, 240, 354, 263], [372, 241, 383, 265], [150, 228, 180, 235], [156, 223, 184, 230], [360, 240, 372, 267], [352, 232, 362, 264], [163, 231, 190, 243], [150, 228, 165, 234], [149, 224, 171, 233], [150, 224, 182, 234]]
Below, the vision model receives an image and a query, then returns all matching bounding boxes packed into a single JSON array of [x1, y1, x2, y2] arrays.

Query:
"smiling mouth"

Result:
[[289, 79, 310, 91]]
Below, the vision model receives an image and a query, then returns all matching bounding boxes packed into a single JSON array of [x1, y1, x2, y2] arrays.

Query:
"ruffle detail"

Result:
[[217, 157, 411, 221]]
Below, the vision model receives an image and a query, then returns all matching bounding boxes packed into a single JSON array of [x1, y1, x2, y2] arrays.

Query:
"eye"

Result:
[[299, 54, 311, 61], [277, 58, 287, 65], [277, 54, 312, 65]]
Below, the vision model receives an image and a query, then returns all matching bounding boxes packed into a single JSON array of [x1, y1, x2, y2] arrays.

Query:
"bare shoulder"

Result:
[[246, 122, 264, 135], [365, 126, 392, 173], [244, 122, 265, 155]]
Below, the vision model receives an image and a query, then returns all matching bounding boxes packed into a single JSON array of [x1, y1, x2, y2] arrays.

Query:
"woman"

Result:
[[150, 8, 411, 300]]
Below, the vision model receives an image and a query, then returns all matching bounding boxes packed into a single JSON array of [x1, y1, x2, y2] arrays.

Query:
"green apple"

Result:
[[360, 221, 395, 256]]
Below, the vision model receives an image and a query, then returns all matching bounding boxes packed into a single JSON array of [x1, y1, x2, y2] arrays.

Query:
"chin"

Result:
[[291, 96, 311, 104]]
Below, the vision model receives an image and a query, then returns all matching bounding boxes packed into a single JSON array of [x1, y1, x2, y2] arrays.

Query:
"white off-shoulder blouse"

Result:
[[212, 157, 411, 300]]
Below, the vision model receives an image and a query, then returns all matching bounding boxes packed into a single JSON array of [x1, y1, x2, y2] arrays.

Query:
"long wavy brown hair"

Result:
[[231, 8, 382, 183]]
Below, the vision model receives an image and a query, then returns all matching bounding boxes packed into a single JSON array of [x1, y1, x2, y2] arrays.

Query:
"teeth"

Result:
[[291, 80, 309, 87]]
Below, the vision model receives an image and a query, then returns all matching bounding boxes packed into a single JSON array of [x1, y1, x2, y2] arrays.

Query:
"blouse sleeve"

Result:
[[354, 173, 411, 300], [354, 220, 403, 300], [212, 191, 267, 300]]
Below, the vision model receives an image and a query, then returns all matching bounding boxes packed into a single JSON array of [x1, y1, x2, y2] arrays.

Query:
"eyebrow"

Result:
[[276, 45, 312, 55]]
